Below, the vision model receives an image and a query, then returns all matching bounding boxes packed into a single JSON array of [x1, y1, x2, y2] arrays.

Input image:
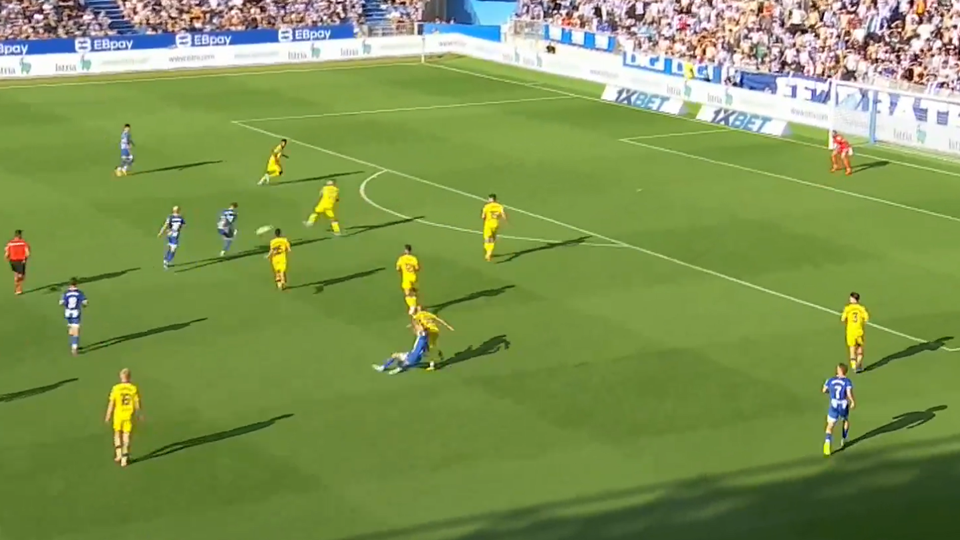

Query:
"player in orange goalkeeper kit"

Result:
[[830, 131, 853, 176]]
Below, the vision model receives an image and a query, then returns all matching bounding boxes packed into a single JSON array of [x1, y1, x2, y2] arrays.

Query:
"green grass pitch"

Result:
[[2, 56, 960, 540]]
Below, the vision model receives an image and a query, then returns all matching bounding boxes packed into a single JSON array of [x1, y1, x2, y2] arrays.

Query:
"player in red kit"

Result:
[[5, 230, 30, 295], [830, 131, 853, 176]]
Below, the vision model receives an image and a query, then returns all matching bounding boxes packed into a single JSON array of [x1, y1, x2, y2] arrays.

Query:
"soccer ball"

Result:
[[256, 226, 272, 236]]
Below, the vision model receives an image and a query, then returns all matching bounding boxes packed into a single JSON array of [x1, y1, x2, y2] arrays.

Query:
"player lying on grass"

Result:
[[372, 322, 430, 375]]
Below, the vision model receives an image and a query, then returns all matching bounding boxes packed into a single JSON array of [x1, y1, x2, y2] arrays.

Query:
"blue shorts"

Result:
[[219, 229, 235, 239], [827, 404, 850, 422], [65, 316, 81, 326], [168, 235, 180, 247], [404, 349, 425, 367], [121, 149, 132, 158]]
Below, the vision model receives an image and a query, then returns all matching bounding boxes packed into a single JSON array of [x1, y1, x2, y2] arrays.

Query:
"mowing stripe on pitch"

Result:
[[234, 96, 573, 123], [232, 119, 951, 351]]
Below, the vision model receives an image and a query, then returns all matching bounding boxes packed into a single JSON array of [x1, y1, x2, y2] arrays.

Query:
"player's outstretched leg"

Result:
[[69, 327, 80, 356], [373, 353, 406, 373], [120, 432, 131, 467], [113, 432, 123, 463], [221, 233, 235, 257]]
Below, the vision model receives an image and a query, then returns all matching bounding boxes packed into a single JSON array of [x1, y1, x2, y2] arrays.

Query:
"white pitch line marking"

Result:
[[423, 62, 960, 182], [358, 171, 622, 248], [621, 129, 728, 141], [0, 61, 415, 91], [232, 120, 947, 350], [618, 137, 960, 224], [234, 95, 573, 123]]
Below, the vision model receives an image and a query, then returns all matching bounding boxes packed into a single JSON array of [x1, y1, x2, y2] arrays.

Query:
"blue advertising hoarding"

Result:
[[738, 71, 960, 127], [543, 25, 616, 53], [423, 23, 501, 42], [0, 26, 355, 56], [621, 52, 722, 83]]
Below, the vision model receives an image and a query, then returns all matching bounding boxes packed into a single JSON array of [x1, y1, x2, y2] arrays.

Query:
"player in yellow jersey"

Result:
[[840, 292, 870, 373], [396, 244, 420, 313], [305, 179, 342, 235], [257, 139, 288, 185], [411, 305, 454, 370], [267, 228, 292, 290], [104, 368, 141, 467], [481, 194, 507, 261]]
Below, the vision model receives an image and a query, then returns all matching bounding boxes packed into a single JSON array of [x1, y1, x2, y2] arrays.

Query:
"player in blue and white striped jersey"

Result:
[[822, 363, 856, 456], [59, 279, 88, 356], [158, 206, 186, 269], [115, 124, 134, 176], [218, 203, 238, 256]]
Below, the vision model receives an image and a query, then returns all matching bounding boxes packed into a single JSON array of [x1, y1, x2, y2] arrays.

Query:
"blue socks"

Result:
[[381, 357, 396, 369], [842, 426, 849, 440], [69, 335, 79, 350]]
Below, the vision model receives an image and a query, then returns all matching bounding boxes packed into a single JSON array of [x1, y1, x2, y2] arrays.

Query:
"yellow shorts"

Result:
[[272, 258, 287, 274], [313, 204, 336, 219], [484, 224, 499, 240], [266, 162, 282, 176], [113, 415, 133, 434], [402, 277, 417, 292], [846, 333, 864, 348]]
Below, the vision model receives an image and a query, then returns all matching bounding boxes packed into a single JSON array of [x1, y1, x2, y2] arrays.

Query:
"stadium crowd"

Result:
[[1, 0, 114, 40], [517, 0, 960, 92], [122, 0, 363, 34], [0, 0, 367, 40]]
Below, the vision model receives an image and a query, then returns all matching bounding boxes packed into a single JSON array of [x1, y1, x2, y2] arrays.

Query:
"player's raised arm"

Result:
[[434, 314, 455, 331]]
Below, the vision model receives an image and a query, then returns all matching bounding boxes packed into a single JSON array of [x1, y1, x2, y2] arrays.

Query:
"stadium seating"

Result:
[[1, 0, 116, 40], [516, 0, 959, 96], [1, 0, 387, 39]]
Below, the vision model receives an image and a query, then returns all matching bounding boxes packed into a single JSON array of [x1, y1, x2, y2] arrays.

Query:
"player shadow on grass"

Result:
[[852, 160, 889, 173], [269, 171, 364, 186], [439, 335, 511, 370], [133, 160, 223, 175], [840, 405, 947, 451], [131, 413, 294, 465], [863, 336, 953, 373], [289, 267, 385, 293], [347, 216, 424, 237], [80, 318, 207, 354], [430, 285, 515, 315], [495, 236, 590, 264], [0, 378, 77, 403], [175, 237, 330, 273], [25, 267, 141, 294]]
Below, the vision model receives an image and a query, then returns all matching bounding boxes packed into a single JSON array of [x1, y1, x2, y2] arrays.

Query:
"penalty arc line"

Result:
[[231, 121, 952, 351], [359, 171, 624, 248]]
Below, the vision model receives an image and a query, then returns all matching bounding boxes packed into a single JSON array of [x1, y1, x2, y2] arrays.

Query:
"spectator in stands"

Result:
[[382, 1, 422, 32], [1, 0, 115, 40], [122, 0, 365, 34], [514, 0, 960, 94]]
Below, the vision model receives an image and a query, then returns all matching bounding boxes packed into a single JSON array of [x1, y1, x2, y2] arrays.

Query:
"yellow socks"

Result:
[[331, 221, 341, 234]]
